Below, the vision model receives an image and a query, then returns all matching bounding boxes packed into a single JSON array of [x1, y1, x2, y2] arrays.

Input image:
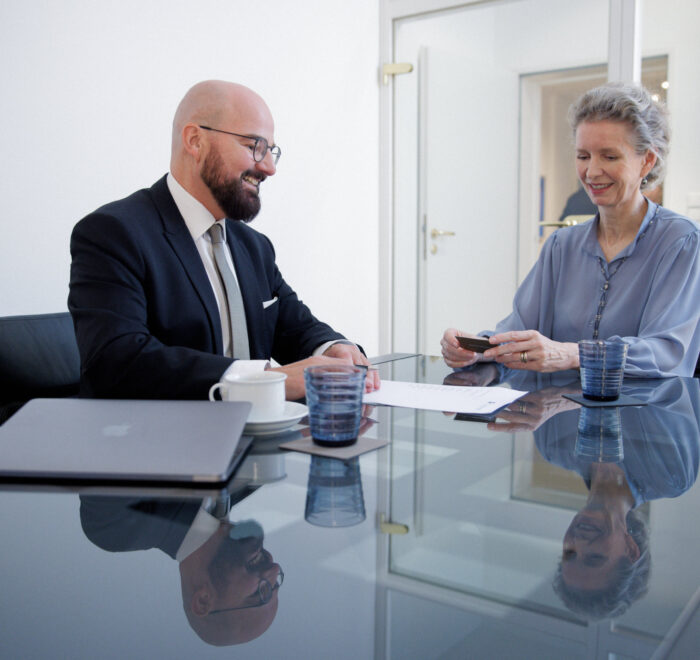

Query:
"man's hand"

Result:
[[300, 404, 377, 439], [322, 343, 380, 392], [270, 356, 346, 401], [271, 351, 380, 401]]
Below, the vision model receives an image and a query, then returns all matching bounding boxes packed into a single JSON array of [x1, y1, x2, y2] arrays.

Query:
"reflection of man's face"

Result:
[[208, 523, 281, 610], [184, 520, 282, 645], [561, 509, 638, 590]]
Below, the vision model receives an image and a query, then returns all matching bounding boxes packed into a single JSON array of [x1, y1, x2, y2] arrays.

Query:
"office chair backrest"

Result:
[[0, 312, 80, 403]]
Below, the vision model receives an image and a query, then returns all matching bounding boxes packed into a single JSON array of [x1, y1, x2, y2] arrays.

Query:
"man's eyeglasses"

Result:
[[199, 125, 281, 165], [208, 568, 284, 614]]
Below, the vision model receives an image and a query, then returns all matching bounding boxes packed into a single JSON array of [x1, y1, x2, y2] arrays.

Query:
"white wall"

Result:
[[643, 0, 700, 218], [391, 0, 609, 353], [0, 0, 380, 355]]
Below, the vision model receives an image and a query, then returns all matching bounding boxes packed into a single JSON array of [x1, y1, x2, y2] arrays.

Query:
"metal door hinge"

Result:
[[382, 62, 414, 85], [379, 513, 409, 535]]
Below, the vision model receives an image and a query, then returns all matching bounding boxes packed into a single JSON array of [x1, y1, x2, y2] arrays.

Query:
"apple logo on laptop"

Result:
[[102, 423, 131, 438]]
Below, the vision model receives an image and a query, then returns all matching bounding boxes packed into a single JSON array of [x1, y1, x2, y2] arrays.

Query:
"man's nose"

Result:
[[262, 561, 281, 583], [256, 151, 276, 177]]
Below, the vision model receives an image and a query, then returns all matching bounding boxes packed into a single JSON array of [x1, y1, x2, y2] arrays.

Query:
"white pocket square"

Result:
[[262, 297, 278, 309]]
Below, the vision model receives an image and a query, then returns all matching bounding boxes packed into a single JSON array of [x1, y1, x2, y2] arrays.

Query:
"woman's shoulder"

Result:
[[655, 205, 700, 237], [544, 216, 596, 251]]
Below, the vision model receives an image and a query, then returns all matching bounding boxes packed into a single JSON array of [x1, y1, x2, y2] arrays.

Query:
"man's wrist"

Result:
[[223, 359, 271, 378], [312, 339, 353, 357]]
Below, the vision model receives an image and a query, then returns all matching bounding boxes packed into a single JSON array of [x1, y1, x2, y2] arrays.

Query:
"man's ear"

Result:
[[190, 585, 214, 617], [182, 124, 206, 163]]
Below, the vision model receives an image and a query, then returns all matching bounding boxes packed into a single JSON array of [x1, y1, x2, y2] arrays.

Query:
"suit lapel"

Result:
[[149, 176, 224, 354]]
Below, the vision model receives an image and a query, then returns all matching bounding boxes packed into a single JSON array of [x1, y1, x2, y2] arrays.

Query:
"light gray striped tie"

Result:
[[208, 223, 250, 359]]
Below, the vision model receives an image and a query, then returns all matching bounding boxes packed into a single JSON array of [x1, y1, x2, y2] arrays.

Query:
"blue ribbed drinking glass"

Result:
[[304, 456, 366, 527], [574, 407, 624, 462], [304, 365, 366, 447], [578, 340, 628, 401]]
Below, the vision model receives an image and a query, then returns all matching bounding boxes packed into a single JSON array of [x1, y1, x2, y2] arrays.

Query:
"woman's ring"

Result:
[[520, 351, 528, 364]]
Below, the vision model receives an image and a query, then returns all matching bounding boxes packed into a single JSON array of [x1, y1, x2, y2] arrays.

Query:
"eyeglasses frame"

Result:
[[208, 567, 284, 614], [198, 125, 281, 165]]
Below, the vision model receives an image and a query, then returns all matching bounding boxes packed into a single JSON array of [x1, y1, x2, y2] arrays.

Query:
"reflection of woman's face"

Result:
[[561, 509, 638, 590], [575, 120, 653, 212]]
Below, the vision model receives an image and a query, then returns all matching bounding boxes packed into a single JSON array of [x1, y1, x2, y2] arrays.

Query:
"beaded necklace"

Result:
[[591, 204, 659, 339]]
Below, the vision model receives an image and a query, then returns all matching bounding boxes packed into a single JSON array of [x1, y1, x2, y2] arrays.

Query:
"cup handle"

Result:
[[209, 382, 223, 401]]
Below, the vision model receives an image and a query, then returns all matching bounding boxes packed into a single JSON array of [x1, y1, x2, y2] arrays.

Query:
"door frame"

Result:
[[378, 0, 642, 354]]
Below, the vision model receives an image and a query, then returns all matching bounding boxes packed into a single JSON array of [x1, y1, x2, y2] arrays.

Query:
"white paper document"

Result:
[[363, 380, 527, 415]]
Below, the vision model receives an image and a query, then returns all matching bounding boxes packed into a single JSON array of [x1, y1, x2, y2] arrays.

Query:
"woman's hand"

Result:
[[441, 328, 485, 368], [486, 386, 581, 432], [442, 363, 499, 388], [484, 330, 579, 372]]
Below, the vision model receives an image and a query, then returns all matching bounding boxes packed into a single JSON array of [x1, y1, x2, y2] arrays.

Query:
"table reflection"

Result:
[[532, 377, 700, 620], [305, 456, 366, 528], [80, 489, 282, 647], [391, 361, 700, 632]]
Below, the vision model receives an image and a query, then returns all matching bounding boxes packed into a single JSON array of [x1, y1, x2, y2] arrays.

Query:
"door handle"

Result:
[[538, 220, 579, 227], [430, 228, 456, 239], [539, 214, 590, 228]]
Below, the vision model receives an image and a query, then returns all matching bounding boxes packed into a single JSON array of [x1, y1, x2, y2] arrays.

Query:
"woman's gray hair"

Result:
[[553, 507, 651, 621], [568, 83, 670, 190]]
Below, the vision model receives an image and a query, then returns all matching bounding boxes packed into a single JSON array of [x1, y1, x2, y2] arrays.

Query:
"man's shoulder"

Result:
[[74, 176, 170, 234]]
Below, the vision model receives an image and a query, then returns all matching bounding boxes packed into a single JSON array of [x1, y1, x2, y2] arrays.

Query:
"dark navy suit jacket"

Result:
[[69, 175, 343, 399]]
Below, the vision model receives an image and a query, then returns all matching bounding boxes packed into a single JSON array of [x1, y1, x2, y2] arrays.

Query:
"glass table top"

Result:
[[1, 354, 698, 659]]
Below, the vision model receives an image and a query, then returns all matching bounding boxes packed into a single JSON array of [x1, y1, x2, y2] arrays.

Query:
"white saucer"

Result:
[[244, 402, 308, 436]]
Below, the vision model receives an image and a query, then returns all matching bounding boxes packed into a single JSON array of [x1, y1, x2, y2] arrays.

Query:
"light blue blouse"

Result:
[[492, 201, 700, 377]]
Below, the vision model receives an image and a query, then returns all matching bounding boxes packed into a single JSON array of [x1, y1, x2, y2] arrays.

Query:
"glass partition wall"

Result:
[[387, 0, 700, 356]]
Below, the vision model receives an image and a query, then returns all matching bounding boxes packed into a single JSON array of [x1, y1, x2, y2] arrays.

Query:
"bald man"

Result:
[[69, 81, 377, 400], [80, 495, 281, 646]]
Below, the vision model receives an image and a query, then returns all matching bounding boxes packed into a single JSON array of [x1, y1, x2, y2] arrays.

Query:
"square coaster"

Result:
[[279, 435, 388, 459], [562, 393, 647, 408]]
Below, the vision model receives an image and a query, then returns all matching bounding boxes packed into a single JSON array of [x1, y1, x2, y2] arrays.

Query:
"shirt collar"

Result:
[[175, 505, 221, 562], [581, 199, 658, 261], [167, 172, 225, 242]]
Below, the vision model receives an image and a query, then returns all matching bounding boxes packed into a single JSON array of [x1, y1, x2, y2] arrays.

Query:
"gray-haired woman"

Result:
[[442, 83, 700, 378]]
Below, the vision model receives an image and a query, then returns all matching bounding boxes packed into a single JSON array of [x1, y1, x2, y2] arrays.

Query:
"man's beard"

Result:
[[208, 521, 269, 593], [201, 146, 262, 222]]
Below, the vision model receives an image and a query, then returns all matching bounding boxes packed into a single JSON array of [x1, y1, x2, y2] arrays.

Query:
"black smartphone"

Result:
[[456, 336, 492, 353]]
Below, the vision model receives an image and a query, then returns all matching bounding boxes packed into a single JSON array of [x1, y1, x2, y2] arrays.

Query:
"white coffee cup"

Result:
[[209, 371, 287, 422]]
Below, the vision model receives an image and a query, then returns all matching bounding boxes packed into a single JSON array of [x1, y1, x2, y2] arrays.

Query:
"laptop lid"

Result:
[[0, 398, 253, 486]]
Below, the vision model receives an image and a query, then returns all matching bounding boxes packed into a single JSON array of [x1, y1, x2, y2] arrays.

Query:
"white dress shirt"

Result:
[[175, 505, 221, 562], [166, 173, 343, 376]]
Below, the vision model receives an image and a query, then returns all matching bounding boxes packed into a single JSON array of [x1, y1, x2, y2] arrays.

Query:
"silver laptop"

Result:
[[0, 398, 253, 485]]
